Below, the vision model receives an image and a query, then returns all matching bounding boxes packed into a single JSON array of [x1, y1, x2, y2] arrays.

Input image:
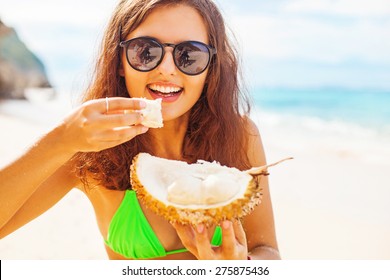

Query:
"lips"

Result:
[[147, 83, 183, 102]]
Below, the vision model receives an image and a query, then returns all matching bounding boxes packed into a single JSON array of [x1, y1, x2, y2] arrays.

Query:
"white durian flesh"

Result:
[[130, 153, 291, 225], [129, 98, 163, 128]]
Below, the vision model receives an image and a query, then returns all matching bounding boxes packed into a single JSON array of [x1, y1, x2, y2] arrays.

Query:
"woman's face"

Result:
[[119, 4, 210, 123]]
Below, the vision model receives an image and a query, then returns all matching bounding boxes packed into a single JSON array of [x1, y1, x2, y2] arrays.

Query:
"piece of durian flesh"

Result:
[[130, 153, 291, 225], [128, 98, 163, 128]]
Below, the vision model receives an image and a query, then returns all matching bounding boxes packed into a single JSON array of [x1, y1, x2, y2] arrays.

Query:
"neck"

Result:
[[147, 116, 189, 160]]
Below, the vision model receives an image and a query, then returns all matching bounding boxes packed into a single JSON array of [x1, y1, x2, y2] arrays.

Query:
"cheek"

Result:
[[186, 73, 207, 97], [123, 69, 148, 98]]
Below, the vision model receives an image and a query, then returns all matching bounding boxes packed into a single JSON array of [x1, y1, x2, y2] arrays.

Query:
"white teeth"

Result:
[[149, 84, 181, 94]]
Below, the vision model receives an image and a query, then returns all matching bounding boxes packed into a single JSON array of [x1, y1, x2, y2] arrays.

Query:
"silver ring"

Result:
[[105, 97, 109, 113]]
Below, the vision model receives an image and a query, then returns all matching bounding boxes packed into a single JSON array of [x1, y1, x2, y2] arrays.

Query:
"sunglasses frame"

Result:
[[119, 36, 217, 76]]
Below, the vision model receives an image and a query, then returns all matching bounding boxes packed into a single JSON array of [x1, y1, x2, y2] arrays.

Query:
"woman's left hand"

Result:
[[172, 220, 248, 260]]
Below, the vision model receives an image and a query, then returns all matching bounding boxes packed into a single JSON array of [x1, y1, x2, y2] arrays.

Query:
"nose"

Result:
[[156, 47, 177, 76]]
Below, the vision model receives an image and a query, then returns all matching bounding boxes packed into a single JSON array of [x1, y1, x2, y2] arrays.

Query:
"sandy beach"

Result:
[[0, 101, 389, 259]]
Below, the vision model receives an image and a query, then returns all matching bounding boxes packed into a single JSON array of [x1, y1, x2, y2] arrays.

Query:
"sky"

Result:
[[1, 0, 389, 91]]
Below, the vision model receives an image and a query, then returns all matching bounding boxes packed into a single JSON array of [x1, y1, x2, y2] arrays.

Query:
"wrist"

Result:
[[42, 124, 77, 160], [249, 246, 281, 260]]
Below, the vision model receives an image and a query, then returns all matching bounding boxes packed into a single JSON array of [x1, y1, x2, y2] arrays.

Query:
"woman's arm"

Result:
[[0, 97, 148, 234], [0, 161, 78, 238], [243, 118, 281, 260], [0, 126, 77, 230]]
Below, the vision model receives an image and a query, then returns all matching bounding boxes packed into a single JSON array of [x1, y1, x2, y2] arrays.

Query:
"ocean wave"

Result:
[[252, 107, 390, 164], [253, 106, 390, 138]]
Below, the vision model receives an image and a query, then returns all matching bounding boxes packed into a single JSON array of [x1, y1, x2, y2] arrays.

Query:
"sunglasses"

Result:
[[119, 36, 217, 75]]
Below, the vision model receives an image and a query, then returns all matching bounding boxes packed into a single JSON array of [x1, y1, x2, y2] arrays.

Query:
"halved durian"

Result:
[[130, 153, 291, 225]]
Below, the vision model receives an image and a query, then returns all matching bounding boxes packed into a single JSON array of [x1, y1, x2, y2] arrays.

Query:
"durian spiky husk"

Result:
[[130, 153, 291, 225]]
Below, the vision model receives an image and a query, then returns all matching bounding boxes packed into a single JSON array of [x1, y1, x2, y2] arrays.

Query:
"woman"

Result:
[[0, 0, 280, 260]]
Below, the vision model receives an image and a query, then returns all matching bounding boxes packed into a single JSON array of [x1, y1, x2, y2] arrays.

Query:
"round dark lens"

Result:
[[175, 42, 210, 75], [127, 38, 162, 71]]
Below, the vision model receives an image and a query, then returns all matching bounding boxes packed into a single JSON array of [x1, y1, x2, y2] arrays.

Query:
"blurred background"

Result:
[[0, 0, 389, 259]]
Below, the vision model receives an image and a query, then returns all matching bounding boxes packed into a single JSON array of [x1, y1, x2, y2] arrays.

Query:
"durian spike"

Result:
[[245, 157, 293, 176]]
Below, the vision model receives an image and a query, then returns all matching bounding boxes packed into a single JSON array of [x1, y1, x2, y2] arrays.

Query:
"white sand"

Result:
[[254, 110, 390, 259], [0, 103, 390, 259]]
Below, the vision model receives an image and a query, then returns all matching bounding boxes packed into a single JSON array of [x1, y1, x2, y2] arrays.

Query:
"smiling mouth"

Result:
[[148, 84, 183, 97]]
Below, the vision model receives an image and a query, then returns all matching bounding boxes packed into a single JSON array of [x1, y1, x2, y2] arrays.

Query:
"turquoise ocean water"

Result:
[[252, 87, 390, 137]]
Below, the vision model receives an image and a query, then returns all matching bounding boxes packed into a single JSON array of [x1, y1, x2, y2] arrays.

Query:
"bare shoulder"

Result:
[[244, 116, 260, 134], [244, 117, 266, 166]]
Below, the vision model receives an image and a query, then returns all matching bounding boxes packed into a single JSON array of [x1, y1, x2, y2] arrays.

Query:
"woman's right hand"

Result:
[[60, 97, 149, 153]]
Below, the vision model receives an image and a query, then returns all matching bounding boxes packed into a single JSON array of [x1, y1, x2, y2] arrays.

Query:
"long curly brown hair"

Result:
[[72, 0, 253, 190]]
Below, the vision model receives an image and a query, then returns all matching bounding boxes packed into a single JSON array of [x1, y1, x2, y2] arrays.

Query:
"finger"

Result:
[[107, 97, 146, 113], [221, 220, 236, 253], [85, 97, 147, 114], [232, 219, 247, 245], [86, 112, 144, 129], [172, 223, 199, 255], [193, 224, 214, 259], [94, 125, 149, 143]]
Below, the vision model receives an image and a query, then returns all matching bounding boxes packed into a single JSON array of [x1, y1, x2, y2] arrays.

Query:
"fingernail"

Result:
[[140, 126, 149, 133], [222, 220, 231, 229], [139, 100, 147, 108], [196, 224, 204, 233]]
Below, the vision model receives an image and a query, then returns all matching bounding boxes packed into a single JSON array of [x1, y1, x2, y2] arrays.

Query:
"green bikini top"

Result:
[[104, 190, 222, 259]]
